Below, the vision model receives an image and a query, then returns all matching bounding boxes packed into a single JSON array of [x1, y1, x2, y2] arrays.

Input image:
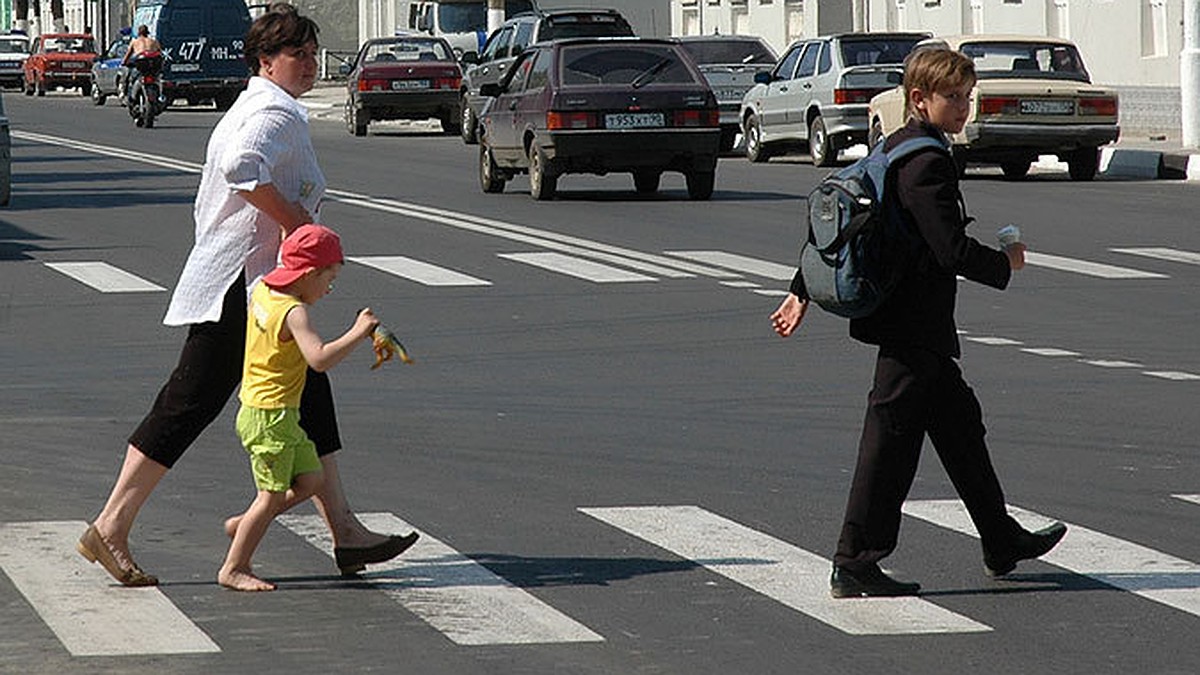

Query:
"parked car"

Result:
[[477, 37, 721, 200], [344, 35, 463, 136], [459, 7, 635, 143], [676, 35, 777, 153], [867, 35, 1119, 181], [0, 33, 30, 90], [90, 36, 130, 106], [131, 0, 251, 110], [740, 32, 928, 166], [23, 33, 97, 97]]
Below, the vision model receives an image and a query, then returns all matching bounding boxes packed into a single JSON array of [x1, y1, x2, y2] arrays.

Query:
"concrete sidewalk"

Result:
[[299, 81, 1200, 181]]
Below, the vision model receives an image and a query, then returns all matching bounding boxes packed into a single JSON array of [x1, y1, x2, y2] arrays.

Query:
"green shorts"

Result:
[[236, 405, 322, 492]]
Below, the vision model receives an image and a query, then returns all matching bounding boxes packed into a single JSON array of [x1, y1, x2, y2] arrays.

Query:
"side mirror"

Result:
[[480, 82, 502, 98], [754, 71, 772, 85], [460, 51, 478, 65], [338, 63, 351, 76]]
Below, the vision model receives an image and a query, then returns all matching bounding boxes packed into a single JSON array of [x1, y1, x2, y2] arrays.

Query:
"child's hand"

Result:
[[354, 307, 380, 338]]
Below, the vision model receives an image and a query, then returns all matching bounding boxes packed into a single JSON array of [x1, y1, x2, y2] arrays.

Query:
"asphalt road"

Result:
[[1, 90, 1198, 675]]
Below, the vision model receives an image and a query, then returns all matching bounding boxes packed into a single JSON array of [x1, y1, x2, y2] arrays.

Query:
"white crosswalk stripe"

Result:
[[350, 255, 492, 286], [1111, 247, 1200, 266], [1024, 252, 1168, 279], [0, 521, 220, 656], [277, 512, 604, 645], [43, 262, 165, 293], [498, 252, 656, 283], [664, 251, 794, 280], [903, 500, 1200, 619], [1172, 494, 1200, 506], [579, 505, 991, 635]]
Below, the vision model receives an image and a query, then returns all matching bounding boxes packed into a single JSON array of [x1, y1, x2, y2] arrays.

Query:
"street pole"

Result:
[[1183, 0, 1200, 148], [488, 0, 503, 34]]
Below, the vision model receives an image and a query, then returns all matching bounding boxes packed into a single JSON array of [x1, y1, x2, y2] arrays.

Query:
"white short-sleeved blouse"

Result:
[[163, 76, 326, 326]]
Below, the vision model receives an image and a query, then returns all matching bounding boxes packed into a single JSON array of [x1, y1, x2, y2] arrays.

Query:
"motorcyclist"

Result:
[[121, 25, 162, 105]]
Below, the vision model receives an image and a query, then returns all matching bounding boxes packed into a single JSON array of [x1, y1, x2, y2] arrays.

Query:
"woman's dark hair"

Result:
[[244, 3, 320, 74]]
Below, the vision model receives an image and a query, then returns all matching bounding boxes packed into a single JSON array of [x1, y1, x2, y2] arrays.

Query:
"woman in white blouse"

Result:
[[77, 4, 418, 587]]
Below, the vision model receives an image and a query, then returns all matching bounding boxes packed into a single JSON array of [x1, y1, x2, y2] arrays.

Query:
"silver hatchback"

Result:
[[739, 32, 927, 166]]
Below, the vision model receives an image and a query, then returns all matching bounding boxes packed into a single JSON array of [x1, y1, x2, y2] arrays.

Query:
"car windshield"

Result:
[[364, 39, 452, 63], [437, 0, 534, 33], [680, 39, 775, 65], [561, 45, 696, 87], [539, 15, 634, 41], [0, 39, 27, 54], [44, 37, 94, 53], [959, 41, 1091, 82], [839, 37, 923, 66]]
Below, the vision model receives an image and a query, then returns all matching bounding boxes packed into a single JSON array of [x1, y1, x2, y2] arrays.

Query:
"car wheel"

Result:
[[868, 117, 884, 149], [685, 171, 715, 201], [1000, 159, 1030, 180], [633, 170, 661, 194], [345, 99, 367, 137], [479, 144, 506, 194], [809, 116, 833, 167], [460, 96, 478, 144], [81, 81, 92, 98], [439, 111, 462, 136], [744, 113, 772, 163], [1067, 147, 1100, 181], [90, 79, 106, 106], [528, 144, 557, 201], [718, 128, 737, 154], [214, 92, 237, 112]]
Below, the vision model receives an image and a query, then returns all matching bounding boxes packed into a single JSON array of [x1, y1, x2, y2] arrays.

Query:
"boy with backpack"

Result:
[[770, 47, 1067, 598]]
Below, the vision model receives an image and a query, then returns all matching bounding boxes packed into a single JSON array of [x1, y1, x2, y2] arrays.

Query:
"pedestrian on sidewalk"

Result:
[[77, 3, 417, 588], [769, 47, 1066, 598]]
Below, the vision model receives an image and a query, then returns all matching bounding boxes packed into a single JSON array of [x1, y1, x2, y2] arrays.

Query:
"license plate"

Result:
[[714, 87, 746, 103], [1020, 99, 1074, 115], [604, 112, 664, 129], [391, 79, 429, 90]]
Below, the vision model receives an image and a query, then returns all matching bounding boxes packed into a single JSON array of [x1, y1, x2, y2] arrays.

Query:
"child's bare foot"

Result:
[[218, 566, 276, 592], [223, 515, 242, 539]]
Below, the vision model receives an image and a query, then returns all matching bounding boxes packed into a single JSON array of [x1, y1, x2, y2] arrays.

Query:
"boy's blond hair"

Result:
[[903, 47, 976, 119]]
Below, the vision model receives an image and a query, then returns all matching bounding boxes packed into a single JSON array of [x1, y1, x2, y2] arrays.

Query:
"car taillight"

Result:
[[547, 111, 599, 130], [979, 96, 1020, 115], [433, 76, 461, 90], [357, 78, 389, 92], [672, 109, 719, 127], [833, 88, 883, 105], [1079, 96, 1117, 116]]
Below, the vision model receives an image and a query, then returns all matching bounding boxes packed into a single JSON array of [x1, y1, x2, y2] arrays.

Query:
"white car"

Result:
[[0, 34, 30, 90]]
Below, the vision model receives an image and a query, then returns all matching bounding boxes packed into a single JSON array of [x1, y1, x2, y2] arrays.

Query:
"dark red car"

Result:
[[477, 38, 721, 200], [23, 33, 97, 97], [344, 36, 463, 137]]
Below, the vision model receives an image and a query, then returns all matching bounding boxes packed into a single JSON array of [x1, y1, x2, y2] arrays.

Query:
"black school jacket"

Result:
[[790, 119, 1011, 358]]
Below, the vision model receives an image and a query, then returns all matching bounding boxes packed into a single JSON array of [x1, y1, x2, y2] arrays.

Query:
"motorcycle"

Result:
[[126, 50, 165, 129]]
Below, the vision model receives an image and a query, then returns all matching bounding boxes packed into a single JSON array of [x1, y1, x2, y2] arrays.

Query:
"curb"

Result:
[[1100, 146, 1200, 181]]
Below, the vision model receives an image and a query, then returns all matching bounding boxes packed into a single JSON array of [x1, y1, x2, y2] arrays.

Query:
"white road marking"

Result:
[[277, 513, 603, 645], [903, 500, 1200, 619], [498, 252, 656, 283], [1024, 252, 1168, 279], [719, 280, 762, 288], [1173, 495, 1200, 506], [1082, 359, 1144, 368], [1143, 371, 1200, 381], [1020, 347, 1082, 357], [13, 130, 204, 174], [1111, 247, 1200, 266], [43, 262, 165, 293], [0, 521, 220, 656], [579, 505, 990, 635], [752, 289, 790, 297], [964, 336, 1024, 346], [349, 255, 492, 286], [664, 251, 793, 280]]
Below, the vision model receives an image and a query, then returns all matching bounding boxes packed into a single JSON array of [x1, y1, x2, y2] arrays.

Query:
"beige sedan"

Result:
[[868, 35, 1119, 180]]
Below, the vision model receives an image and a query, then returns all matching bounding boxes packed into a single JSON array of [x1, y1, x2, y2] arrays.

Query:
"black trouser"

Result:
[[129, 274, 341, 469], [833, 344, 1022, 571]]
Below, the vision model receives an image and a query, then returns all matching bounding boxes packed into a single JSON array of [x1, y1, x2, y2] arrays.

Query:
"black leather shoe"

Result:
[[335, 532, 420, 576], [983, 522, 1067, 577], [830, 564, 920, 598]]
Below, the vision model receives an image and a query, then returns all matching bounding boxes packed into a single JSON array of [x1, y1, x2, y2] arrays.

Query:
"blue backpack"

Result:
[[799, 136, 948, 319]]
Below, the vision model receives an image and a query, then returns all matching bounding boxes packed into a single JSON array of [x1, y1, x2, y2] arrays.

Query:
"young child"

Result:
[[219, 224, 379, 592], [771, 47, 1066, 598]]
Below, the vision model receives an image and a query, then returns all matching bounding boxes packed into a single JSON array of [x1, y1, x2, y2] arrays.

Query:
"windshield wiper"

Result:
[[631, 57, 673, 89]]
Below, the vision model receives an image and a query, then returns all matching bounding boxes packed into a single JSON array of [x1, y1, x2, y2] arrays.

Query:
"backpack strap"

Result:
[[884, 135, 950, 163]]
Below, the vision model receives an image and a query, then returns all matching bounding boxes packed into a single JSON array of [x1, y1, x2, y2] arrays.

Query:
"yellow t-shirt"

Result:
[[240, 282, 307, 409]]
